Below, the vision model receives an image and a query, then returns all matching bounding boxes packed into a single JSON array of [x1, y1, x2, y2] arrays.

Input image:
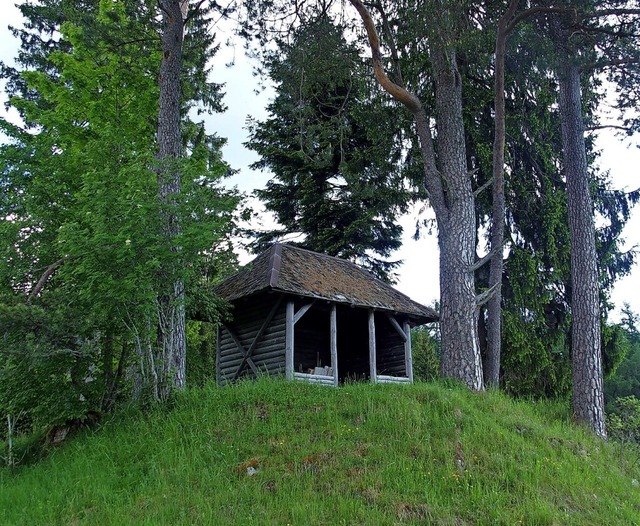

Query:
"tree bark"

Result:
[[156, 0, 189, 395], [484, 0, 521, 388], [431, 48, 484, 391], [349, 0, 483, 390], [556, 28, 606, 438]]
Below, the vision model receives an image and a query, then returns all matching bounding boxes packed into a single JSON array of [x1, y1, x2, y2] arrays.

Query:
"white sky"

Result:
[[1, 2, 639, 320]]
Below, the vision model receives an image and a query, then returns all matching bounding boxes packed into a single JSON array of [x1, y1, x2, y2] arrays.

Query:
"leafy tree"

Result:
[[605, 306, 640, 401], [411, 321, 441, 382], [0, 0, 238, 430]]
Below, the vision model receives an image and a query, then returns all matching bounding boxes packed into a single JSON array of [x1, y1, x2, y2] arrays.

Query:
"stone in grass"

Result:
[[234, 457, 261, 477]]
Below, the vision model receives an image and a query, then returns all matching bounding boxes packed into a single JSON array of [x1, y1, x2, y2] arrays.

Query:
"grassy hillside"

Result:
[[2, 378, 639, 525]]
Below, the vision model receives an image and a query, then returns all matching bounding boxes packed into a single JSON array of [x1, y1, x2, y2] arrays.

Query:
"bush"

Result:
[[607, 396, 640, 445], [411, 325, 440, 381]]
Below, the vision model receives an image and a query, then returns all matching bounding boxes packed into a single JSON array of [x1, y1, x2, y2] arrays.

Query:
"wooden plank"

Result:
[[285, 301, 294, 380], [377, 375, 412, 384], [232, 295, 284, 379], [330, 304, 338, 387], [404, 321, 414, 383], [222, 324, 258, 374], [224, 324, 260, 379], [386, 314, 408, 342], [220, 348, 286, 369], [293, 372, 336, 386], [293, 301, 315, 325], [369, 309, 377, 384]]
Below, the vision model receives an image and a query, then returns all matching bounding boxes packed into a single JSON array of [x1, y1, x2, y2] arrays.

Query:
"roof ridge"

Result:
[[268, 243, 283, 288]]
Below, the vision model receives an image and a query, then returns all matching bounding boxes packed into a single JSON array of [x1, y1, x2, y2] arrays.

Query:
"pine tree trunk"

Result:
[[349, 0, 484, 390], [484, 0, 520, 387], [439, 222, 484, 390], [156, 0, 188, 395], [557, 49, 606, 438], [432, 49, 484, 391]]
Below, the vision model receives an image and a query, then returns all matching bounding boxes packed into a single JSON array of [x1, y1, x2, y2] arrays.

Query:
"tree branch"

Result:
[[348, 0, 421, 113], [369, 1, 405, 87], [348, 0, 448, 220], [581, 57, 640, 73], [587, 124, 633, 132], [476, 282, 501, 307], [28, 257, 67, 303], [474, 176, 493, 197], [469, 247, 501, 273], [584, 9, 640, 20], [506, 7, 576, 34]]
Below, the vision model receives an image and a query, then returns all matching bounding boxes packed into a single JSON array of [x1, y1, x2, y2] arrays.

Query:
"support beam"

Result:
[[404, 321, 413, 383], [285, 301, 294, 380], [369, 309, 377, 383], [293, 301, 315, 325], [386, 313, 408, 342], [330, 304, 338, 387], [224, 324, 259, 379], [232, 296, 284, 380]]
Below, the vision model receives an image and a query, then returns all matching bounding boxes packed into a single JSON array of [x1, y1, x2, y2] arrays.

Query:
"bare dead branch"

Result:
[[469, 247, 501, 273], [587, 124, 633, 132]]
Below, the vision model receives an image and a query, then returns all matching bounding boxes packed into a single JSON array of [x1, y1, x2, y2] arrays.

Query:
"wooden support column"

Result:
[[285, 301, 295, 380], [404, 321, 413, 383], [369, 309, 377, 383], [216, 325, 221, 385], [330, 304, 338, 387]]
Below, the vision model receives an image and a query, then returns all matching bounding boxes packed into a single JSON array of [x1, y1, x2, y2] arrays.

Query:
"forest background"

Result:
[[2, 1, 640, 317], [2, 0, 640, 458]]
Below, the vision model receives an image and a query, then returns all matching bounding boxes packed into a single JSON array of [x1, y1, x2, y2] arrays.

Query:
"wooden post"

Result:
[[404, 321, 413, 383], [216, 325, 221, 385], [285, 301, 295, 380], [369, 309, 377, 383], [330, 304, 338, 387]]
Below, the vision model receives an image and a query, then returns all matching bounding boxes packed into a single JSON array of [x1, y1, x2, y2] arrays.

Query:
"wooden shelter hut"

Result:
[[214, 243, 438, 386]]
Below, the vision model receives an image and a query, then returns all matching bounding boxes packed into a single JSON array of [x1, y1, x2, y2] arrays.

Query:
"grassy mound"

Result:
[[2, 378, 639, 525]]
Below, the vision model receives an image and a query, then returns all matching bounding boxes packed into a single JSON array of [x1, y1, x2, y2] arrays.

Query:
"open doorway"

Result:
[[336, 305, 370, 382]]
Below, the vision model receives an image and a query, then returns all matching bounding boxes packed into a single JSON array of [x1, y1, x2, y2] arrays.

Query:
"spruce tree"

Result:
[[246, 17, 409, 281]]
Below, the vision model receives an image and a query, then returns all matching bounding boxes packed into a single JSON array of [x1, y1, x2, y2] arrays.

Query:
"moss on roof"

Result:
[[215, 244, 438, 325]]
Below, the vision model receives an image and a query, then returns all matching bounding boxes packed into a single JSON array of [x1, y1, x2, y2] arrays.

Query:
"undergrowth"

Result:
[[1, 378, 639, 525]]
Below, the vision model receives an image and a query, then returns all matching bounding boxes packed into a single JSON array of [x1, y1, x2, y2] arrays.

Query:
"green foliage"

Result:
[[246, 16, 409, 281], [185, 321, 217, 388], [2, 379, 640, 524], [605, 306, 640, 401], [411, 325, 440, 382], [0, 0, 239, 427], [0, 299, 103, 434], [607, 396, 640, 446]]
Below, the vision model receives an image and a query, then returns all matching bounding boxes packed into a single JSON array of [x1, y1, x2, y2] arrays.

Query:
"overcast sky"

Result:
[[1, 2, 639, 319]]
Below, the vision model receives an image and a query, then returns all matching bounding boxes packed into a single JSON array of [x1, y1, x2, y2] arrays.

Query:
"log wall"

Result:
[[217, 292, 412, 386], [375, 314, 408, 377], [217, 293, 286, 385]]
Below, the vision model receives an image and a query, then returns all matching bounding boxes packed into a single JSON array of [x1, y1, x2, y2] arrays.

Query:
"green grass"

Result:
[[2, 378, 640, 525]]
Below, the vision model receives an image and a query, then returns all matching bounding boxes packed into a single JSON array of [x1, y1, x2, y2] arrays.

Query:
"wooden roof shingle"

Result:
[[215, 244, 438, 325]]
